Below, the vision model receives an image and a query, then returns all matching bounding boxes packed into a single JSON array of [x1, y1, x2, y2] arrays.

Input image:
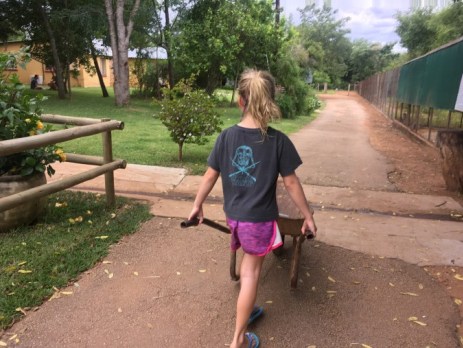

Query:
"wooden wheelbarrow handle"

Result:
[[180, 218, 239, 281]]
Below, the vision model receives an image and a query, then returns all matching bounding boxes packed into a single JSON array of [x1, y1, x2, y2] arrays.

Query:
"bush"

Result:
[[276, 93, 296, 119], [0, 51, 64, 177], [158, 77, 223, 161], [306, 88, 321, 114]]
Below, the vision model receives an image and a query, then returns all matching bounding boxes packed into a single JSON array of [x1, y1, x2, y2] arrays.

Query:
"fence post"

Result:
[[101, 118, 115, 206], [414, 105, 421, 131], [428, 107, 434, 141]]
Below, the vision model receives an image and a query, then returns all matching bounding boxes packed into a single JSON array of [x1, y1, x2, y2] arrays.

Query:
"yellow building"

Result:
[[1, 41, 166, 89], [1, 40, 113, 88]]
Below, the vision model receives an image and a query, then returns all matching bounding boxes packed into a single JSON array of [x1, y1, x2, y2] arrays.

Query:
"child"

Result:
[[188, 69, 317, 348]]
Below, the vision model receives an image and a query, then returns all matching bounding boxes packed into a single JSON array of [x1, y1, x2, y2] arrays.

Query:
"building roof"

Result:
[[93, 40, 167, 60]]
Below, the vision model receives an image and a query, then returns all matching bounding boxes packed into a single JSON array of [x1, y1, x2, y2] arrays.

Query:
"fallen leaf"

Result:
[[418, 284, 424, 290], [15, 307, 27, 315], [95, 235, 109, 240], [389, 282, 395, 287], [123, 262, 129, 265], [102, 261, 112, 264], [111, 213, 116, 219], [18, 270, 32, 274], [412, 320, 427, 326], [454, 298, 462, 306], [361, 345, 372, 348], [408, 316, 418, 321], [401, 292, 418, 297], [8, 334, 17, 341], [0, 341, 6, 347], [265, 300, 273, 304], [74, 216, 83, 222], [328, 276, 336, 283], [307, 345, 316, 348], [176, 272, 180, 275], [199, 269, 207, 273], [108, 273, 114, 279], [312, 287, 316, 292], [104, 269, 109, 275], [60, 291, 73, 295], [17, 261, 27, 266], [352, 281, 361, 285], [118, 308, 122, 313], [454, 274, 463, 281], [326, 290, 337, 294], [134, 272, 139, 276]]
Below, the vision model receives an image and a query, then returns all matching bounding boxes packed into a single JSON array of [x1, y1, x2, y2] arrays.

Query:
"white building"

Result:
[[305, 0, 332, 8], [410, 0, 453, 10]]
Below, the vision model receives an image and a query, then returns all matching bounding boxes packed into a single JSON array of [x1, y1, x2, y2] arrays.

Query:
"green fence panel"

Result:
[[397, 37, 463, 110]]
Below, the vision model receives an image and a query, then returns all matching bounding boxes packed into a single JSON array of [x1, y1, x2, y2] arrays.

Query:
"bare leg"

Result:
[[230, 253, 265, 348]]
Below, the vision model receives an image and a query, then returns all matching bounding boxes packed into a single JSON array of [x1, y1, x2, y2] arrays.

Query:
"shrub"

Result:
[[0, 51, 64, 177], [158, 77, 223, 161], [276, 93, 296, 119]]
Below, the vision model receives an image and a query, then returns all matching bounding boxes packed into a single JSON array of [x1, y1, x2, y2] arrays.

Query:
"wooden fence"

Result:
[[0, 115, 126, 214]]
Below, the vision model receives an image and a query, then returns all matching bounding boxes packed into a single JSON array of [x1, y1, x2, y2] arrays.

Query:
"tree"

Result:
[[346, 40, 398, 83], [431, 2, 463, 47], [297, 4, 352, 87], [158, 77, 222, 161], [173, 0, 282, 95], [395, 9, 437, 58], [104, 0, 141, 106]]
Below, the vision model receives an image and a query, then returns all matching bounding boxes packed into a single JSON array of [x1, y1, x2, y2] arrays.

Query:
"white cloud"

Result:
[[283, 0, 410, 47]]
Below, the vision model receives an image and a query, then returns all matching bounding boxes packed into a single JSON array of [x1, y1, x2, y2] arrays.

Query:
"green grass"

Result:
[[36, 88, 318, 175], [0, 191, 151, 330]]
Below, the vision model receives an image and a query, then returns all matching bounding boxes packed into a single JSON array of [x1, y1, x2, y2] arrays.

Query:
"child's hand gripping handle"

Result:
[[180, 217, 200, 228]]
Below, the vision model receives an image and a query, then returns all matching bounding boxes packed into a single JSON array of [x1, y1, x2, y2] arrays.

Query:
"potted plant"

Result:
[[0, 50, 65, 231]]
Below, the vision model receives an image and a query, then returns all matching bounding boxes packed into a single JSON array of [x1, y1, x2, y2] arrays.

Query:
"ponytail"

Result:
[[238, 69, 281, 137]]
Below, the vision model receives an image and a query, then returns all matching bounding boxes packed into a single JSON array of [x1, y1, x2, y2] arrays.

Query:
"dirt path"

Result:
[[1, 92, 462, 347]]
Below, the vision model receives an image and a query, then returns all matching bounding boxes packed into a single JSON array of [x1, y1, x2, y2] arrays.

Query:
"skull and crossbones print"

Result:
[[229, 145, 260, 187]]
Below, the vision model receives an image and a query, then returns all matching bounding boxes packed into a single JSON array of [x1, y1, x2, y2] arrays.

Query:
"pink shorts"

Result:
[[226, 218, 283, 256]]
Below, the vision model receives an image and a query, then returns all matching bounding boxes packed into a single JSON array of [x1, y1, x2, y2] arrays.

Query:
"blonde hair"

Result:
[[238, 69, 281, 137]]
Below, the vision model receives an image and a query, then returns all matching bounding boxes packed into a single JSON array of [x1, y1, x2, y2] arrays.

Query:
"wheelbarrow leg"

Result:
[[230, 250, 239, 281], [290, 234, 305, 289]]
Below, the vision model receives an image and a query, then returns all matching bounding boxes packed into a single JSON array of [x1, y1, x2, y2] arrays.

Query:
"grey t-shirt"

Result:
[[208, 125, 302, 222]]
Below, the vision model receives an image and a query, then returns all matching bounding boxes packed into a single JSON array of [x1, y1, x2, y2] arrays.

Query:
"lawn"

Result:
[[0, 191, 151, 330], [37, 87, 318, 175]]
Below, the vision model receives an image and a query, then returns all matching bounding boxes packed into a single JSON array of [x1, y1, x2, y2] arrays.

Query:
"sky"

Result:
[[281, 0, 412, 51]]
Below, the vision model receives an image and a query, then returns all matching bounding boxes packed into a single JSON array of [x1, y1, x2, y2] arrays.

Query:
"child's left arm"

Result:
[[188, 167, 220, 223]]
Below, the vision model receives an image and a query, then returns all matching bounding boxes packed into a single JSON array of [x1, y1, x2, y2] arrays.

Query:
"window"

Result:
[[100, 58, 107, 77], [5, 60, 17, 71]]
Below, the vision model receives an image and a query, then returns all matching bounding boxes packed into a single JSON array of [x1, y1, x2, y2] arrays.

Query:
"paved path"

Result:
[[3, 92, 463, 347]]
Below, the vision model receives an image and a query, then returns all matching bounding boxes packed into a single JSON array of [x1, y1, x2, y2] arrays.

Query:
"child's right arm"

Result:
[[282, 173, 317, 237], [188, 167, 220, 223]]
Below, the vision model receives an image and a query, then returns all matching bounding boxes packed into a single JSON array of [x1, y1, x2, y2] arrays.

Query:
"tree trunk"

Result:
[[38, 4, 66, 99], [164, 0, 174, 89], [275, 0, 280, 27], [91, 45, 109, 97], [178, 142, 183, 161], [104, 0, 141, 106]]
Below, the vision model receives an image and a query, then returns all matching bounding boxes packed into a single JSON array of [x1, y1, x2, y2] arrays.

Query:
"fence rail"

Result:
[[0, 115, 126, 214]]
